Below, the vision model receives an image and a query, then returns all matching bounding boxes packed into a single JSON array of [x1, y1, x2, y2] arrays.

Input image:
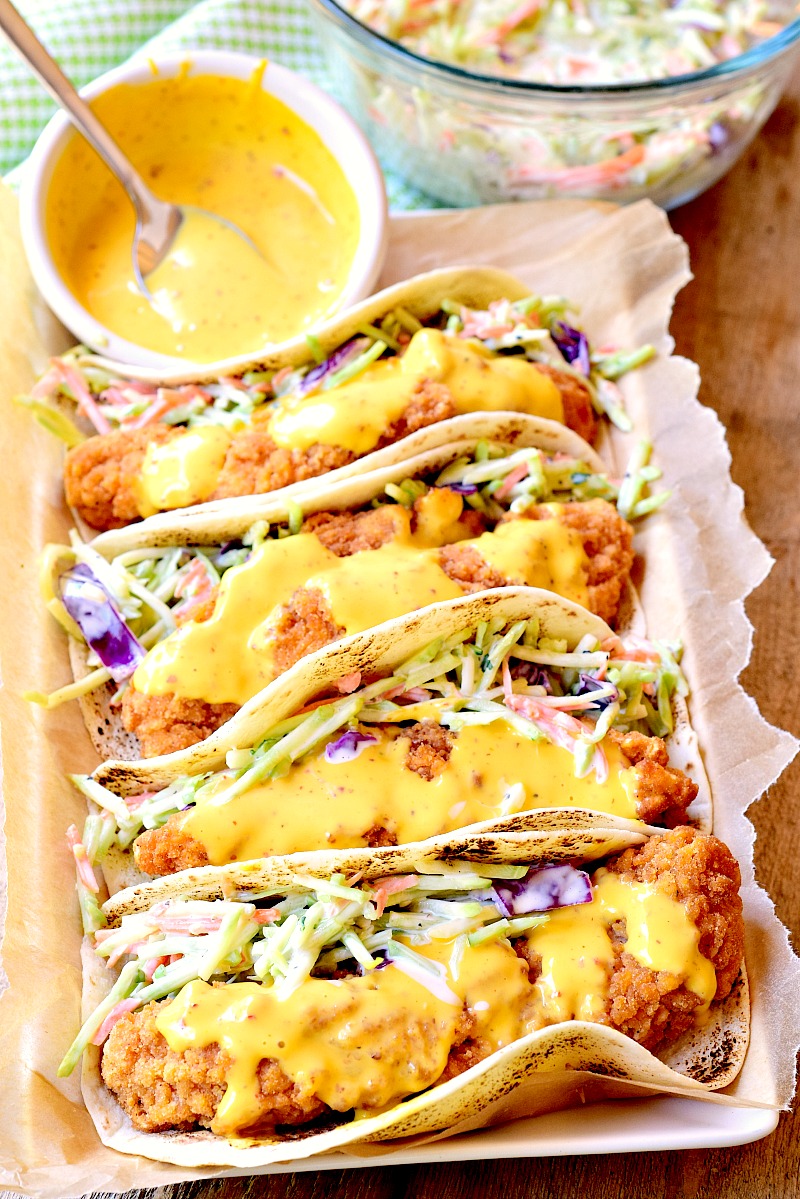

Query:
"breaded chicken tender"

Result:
[[521, 498, 634, 626], [131, 724, 694, 877], [64, 425, 174, 531], [120, 689, 239, 759], [64, 380, 455, 532], [608, 729, 698, 825], [63, 368, 592, 532], [102, 987, 479, 1135], [440, 498, 633, 625], [515, 828, 743, 1052], [101, 1002, 327, 1134]]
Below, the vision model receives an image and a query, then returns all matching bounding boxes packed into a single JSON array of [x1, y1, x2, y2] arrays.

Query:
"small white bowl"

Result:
[[20, 50, 389, 371]]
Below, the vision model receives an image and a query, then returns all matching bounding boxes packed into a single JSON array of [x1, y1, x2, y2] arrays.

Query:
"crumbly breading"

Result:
[[438, 543, 508, 593], [64, 424, 173, 531], [610, 730, 699, 824], [303, 506, 410, 556], [399, 720, 455, 780], [101, 1002, 327, 1134], [514, 828, 743, 1052], [121, 687, 238, 758], [269, 588, 346, 677], [134, 816, 210, 876]]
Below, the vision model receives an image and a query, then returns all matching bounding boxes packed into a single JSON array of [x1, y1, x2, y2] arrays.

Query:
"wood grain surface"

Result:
[[58, 72, 800, 1199]]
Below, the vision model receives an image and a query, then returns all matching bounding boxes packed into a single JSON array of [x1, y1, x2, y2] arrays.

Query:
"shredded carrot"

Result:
[[66, 824, 99, 893], [92, 999, 140, 1045], [56, 361, 112, 434], [372, 875, 418, 917], [333, 671, 362, 695], [495, 461, 530, 500]]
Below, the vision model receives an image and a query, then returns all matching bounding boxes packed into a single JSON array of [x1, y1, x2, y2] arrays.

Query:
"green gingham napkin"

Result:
[[0, 0, 440, 209]]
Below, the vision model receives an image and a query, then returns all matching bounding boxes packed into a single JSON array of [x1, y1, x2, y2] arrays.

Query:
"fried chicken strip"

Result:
[[516, 828, 743, 1052], [102, 994, 478, 1135], [64, 367, 592, 532], [133, 724, 694, 877]]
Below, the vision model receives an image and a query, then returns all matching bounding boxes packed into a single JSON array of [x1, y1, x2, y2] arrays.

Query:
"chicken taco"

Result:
[[34, 416, 666, 761], [60, 827, 748, 1167], [71, 590, 707, 895], [19, 266, 654, 533]]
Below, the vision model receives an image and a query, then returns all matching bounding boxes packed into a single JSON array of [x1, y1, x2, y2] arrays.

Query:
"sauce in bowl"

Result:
[[45, 65, 362, 363]]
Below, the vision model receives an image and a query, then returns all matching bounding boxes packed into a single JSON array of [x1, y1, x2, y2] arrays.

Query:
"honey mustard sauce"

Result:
[[129, 328, 564, 514], [154, 939, 533, 1136], [131, 499, 588, 705], [179, 725, 638, 863], [46, 68, 360, 362]]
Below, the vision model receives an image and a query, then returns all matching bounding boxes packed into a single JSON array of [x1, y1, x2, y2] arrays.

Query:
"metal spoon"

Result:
[[0, 0, 260, 297]]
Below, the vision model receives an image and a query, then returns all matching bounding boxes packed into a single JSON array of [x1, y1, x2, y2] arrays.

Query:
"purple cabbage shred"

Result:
[[552, 321, 591, 377], [296, 338, 370, 397], [440, 482, 479, 495], [60, 564, 146, 682], [492, 863, 593, 916], [324, 729, 378, 764], [576, 674, 619, 709]]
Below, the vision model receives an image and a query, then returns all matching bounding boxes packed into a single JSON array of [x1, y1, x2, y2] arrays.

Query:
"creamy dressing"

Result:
[[46, 68, 361, 362]]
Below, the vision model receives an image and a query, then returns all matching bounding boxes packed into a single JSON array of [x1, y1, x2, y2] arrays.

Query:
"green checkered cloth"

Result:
[[0, 0, 439, 209]]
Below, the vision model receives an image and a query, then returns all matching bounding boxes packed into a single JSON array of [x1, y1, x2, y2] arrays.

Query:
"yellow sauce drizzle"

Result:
[[267, 328, 564, 454], [155, 939, 532, 1136], [46, 70, 361, 362], [525, 869, 717, 1025], [180, 724, 638, 862], [135, 426, 231, 516], [132, 510, 588, 704]]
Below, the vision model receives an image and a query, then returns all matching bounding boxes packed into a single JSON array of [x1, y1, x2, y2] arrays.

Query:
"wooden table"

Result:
[[70, 80, 799, 1199]]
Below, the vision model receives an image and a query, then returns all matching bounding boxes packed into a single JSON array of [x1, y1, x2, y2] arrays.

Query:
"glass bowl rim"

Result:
[[311, 0, 800, 96]]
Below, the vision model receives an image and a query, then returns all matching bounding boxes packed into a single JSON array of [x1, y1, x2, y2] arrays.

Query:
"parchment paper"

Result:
[[0, 191, 797, 1197]]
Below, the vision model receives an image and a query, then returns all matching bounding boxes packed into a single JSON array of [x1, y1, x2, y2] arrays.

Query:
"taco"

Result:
[[19, 267, 654, 533], [35, 416, 666, 760], [60, 827, 747, 1166], [72, 590, 707, 895]]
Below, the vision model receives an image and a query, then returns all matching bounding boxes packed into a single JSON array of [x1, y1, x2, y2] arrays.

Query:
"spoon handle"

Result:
[[0, 0, 155, 215]]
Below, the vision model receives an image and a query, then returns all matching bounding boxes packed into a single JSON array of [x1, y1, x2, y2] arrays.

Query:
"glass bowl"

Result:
[[309, 0, 800, 209]]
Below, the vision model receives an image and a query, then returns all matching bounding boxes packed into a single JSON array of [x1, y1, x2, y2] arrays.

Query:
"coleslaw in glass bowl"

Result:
[[309, 0, 800, 207]]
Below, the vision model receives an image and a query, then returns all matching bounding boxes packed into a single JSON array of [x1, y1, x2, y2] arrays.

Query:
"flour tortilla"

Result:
[[78, 848, 750, 1169], [84, 589, 711, 898], [66, 413, 629, 763]]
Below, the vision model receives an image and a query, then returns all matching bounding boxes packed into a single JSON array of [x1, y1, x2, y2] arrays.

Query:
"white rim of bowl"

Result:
[[19, 49, 389, 373]]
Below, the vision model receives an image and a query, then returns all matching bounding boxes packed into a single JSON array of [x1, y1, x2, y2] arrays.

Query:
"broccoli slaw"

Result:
[[319, 0, 794, 204], [18, 294, 653, 443], [70, 614, 688, 853]]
